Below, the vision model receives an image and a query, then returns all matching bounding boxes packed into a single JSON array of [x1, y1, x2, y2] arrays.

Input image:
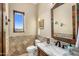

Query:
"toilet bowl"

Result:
[[26, 46, 37, 56], [26, 39, 40, 56], [35, 39, 40, 45]]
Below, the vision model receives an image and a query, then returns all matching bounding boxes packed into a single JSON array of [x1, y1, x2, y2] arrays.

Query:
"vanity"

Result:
[[38, 47, 48, 56]]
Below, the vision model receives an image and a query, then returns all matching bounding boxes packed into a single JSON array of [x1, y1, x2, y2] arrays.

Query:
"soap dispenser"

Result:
[[47, 38, 50, 44]]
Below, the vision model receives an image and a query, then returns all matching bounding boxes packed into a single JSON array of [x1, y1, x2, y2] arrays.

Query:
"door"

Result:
[[0, 3, 4, 56]]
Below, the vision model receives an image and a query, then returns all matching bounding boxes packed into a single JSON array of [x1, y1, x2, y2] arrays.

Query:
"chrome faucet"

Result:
[[55, 41, 61, 47]]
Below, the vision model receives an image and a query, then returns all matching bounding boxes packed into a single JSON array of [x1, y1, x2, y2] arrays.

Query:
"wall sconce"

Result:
[[60, 23, 64, 27], [55, 21, 58, 24], [8, 19, 10, 22], [5, 16, 8, 25], [5, 16, 10, 25], [5, 22, 8, 25]]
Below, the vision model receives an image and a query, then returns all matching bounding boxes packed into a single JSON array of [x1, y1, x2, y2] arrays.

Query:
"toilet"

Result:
[[27, 46, 37, 56], [26, 39, 40, 56]]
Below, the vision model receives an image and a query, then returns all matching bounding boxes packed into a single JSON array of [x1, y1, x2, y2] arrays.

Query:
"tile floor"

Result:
[[20, 53, 28, 56]]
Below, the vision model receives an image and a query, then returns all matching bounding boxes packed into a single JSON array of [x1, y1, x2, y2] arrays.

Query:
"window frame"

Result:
[[13, 10, 25, 33]]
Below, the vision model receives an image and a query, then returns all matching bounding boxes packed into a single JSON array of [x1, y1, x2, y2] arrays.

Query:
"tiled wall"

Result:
[[9, 35, 36, 56], [9, 35, 71, 56], [37, 35, 70, 46]]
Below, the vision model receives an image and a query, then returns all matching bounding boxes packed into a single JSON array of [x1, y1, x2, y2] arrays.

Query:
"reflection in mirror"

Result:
[[51, 3, 76, 44], [76, 4, 79, 47]]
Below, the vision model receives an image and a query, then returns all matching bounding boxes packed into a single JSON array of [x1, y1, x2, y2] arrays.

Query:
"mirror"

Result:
[[51, 3, 76, 44]]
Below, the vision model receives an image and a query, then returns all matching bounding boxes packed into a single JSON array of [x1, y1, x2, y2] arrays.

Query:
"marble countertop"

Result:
[[36, 42, 71, 56]]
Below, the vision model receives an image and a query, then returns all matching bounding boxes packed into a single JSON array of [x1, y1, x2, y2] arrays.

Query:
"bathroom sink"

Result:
[[36, 42, 69, 56]]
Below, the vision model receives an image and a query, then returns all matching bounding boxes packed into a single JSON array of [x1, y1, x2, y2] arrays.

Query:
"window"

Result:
[[13, 10, 24, 32]]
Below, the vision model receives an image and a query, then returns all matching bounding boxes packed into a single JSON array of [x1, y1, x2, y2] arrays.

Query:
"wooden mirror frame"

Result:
[[77, 4, 79, 33], [51, 3, 76, 44]]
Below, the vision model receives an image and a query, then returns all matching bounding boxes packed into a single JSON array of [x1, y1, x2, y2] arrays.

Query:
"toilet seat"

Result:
[[27, 46, 37, 52], [26, 45, 37, 56]]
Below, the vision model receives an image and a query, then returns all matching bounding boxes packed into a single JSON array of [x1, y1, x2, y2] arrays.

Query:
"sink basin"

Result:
[[69, 48, 79, 56], [36, 42, 69, 56]]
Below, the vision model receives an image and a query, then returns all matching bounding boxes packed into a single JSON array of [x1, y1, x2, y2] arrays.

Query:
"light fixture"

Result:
[[55, 21, 58, 24]]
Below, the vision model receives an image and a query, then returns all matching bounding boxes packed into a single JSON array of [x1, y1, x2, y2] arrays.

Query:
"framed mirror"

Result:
[[51, 3, 76, 44]]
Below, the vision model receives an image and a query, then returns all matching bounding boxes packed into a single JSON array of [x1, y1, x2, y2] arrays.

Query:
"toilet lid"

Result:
[[27, 46, 37, 50]]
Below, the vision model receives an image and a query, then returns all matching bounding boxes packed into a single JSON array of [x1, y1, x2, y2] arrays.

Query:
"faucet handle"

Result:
[[62, 45, 65, 49], [55, 41, 58, 46], [55, 40, 61, 47]]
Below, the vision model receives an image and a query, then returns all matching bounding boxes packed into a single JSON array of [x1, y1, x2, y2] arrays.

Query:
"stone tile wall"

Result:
[[9, 35, 36, 56]]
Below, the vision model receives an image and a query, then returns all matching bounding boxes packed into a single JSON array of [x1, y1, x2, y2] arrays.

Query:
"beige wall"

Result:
[[5, 3, 9, 55], [38, 3, 77, 38], [38, 3, 55, 38], [9, 3, 37, 37]]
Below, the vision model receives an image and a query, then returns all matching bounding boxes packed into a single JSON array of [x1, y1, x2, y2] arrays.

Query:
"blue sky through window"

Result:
[[14, 12, 24, 31]]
